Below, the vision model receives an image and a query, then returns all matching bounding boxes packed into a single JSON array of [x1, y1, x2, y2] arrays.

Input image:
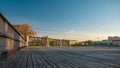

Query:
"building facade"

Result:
[[112, 40, 120, 45], [108, 36, 120, 43], [29, 36, 78, 46]]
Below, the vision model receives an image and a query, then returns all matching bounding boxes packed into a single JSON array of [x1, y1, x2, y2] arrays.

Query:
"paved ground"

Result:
[[1, 46, 120, 68]]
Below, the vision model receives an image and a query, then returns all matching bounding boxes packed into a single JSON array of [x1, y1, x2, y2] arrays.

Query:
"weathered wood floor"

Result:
[[1, 46, 120, 68]]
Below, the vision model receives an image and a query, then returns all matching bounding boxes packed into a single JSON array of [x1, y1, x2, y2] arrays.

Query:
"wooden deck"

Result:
[[1, 46, 120, 68]]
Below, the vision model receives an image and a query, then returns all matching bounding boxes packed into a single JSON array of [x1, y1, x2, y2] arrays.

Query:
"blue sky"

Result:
[[0, 0, 120, 41]]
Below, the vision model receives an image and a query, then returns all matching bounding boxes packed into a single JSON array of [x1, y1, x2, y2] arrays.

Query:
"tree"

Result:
[[86, 40, 94, 45], [13, 24, 36, 39]]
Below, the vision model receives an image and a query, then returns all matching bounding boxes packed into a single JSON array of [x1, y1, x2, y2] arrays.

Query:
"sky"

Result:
[[0, 0, 120, 41]]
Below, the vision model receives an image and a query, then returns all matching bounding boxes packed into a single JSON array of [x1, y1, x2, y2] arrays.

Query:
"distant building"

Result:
[[101, 40, 109, 44], [29, 36, 78, 46], [29, 36, 51, 46], [112, 40, 120, 45], [69, 40, 78, 46], [108, 36, 120, 43]]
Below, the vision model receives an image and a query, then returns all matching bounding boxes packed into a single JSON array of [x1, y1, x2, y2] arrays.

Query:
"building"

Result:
[[0, 13, 26, 60], [62, 40, 78, 46], [50, 39, 62, 46], [29, 36, 51, 46], [69, 40, 78, 46], [112, 40, 120, 45], [29, 36, 78, 46], [29, 36, 61, 46], [108, 36, 120, 43]]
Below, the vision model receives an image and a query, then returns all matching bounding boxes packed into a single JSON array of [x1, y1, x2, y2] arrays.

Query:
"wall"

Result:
[[112, 40, 120, 45], [0, 36, 6, 52], [0, 13, 26, 60]]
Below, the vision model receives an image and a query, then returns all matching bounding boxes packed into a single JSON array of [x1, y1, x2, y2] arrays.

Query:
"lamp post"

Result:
[[46, 37, 49, 47], [60, 40, 62, 47]]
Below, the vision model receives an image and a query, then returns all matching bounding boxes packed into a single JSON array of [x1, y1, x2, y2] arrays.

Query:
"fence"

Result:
[[0, 13, 26, 60]]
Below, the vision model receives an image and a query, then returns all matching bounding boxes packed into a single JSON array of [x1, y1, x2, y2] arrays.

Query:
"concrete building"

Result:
[[29, 36, 51, 46], [69, 40, 78, 46], [112, 40, 120, 45], [0, 13, 26, 60], [108, 36, 120, 43], [62, 40, 78, 46], [29, 36, 78, 46], [29, 36, 60, 46], [101, 40, 109, 44]]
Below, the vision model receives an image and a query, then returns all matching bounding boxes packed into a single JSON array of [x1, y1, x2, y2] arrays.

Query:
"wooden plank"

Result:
[[19, 51, 28, 68], [36, 50, 52, 68], [26, 52, 33, 68], [31, 51, 39, 68], [15, 51, 26, 68], [2, 52, 18, 68], [1, 46, 120, 68]]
